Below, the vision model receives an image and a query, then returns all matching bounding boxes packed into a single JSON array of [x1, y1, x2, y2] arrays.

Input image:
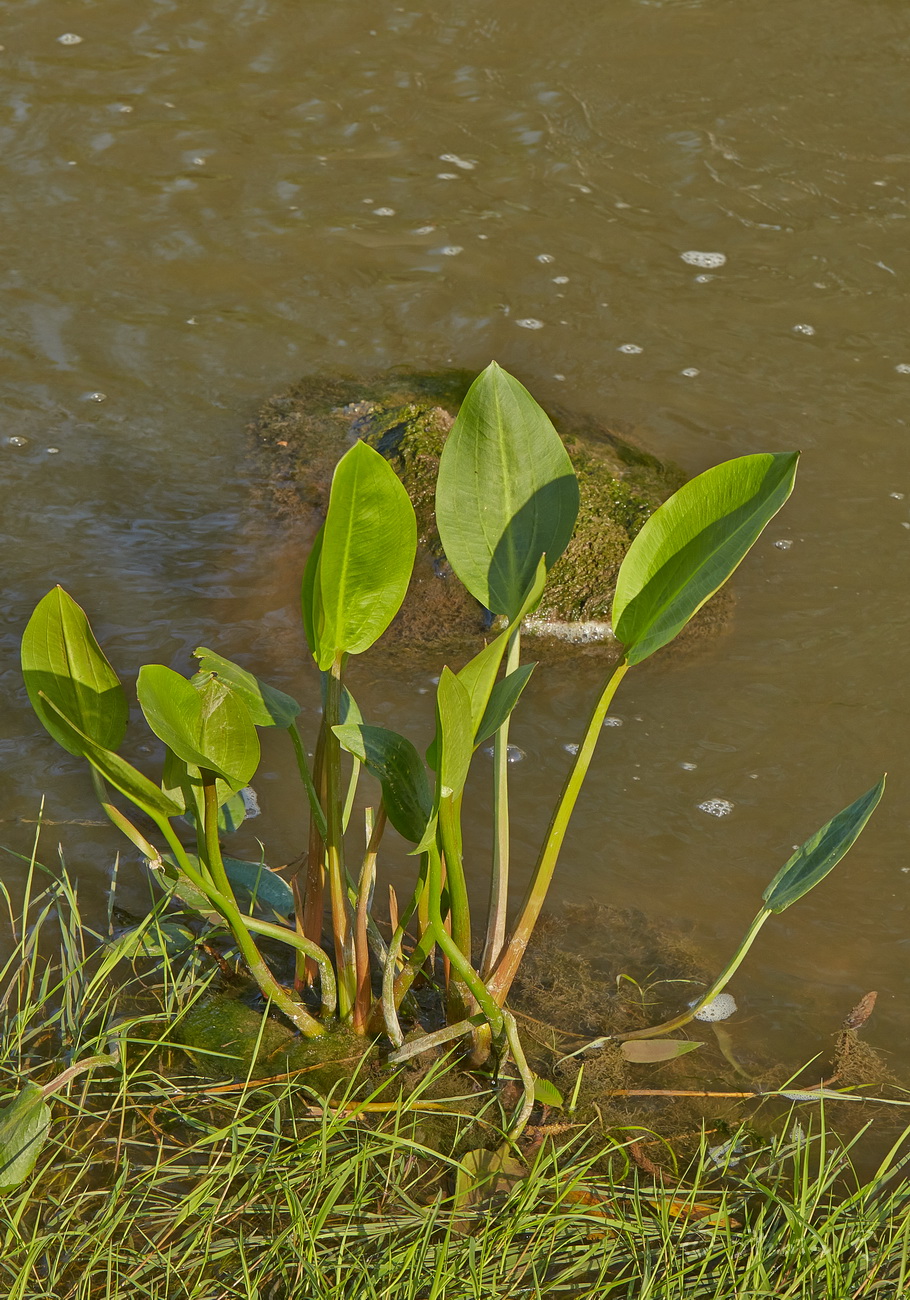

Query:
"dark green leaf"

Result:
[[333, 723, 432, 843], [762, 776, 885, 913], [309, 440, 417, 669], [22, 586, 128, 755], [613, 453, 799, 665], [193, 648, 300, 727], [621, 1040, 703, 1063], [436, 363, 579, 618], [112, 922, 197, 961], [0, 1083, 51, 1193], [475, 664, 536, 747], [37, 693, 182, 819], [152, 853, 294, 920]]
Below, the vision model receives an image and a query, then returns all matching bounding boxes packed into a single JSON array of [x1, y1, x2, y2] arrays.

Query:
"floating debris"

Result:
[[563, 742, 580, 756], [698, 799, 734, 817], [896, 364, 910, 374], [692, 992, 738, 1022], [680, 250, 726, 269]]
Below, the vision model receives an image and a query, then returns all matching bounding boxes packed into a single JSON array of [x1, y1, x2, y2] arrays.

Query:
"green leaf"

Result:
[[613, 453, 799, 665], [137, 667, 260, 791], [436, 669, 474, 800], [22, 586, 128, 756], [152, 853, 295, 920], [532, 1077, 564, 1107], [192, 648, 300, 728], [301, 522, 325, 660], [37, 694, 182, 819], [0, 1083, 51, 1193], [309, 440, 417, 670], [333, 723, 432, 843], [436, 363, 579, 619], [455, 558, 547, 742], [620, 1040, 703, 1063], [475, 664, 536, 747], [762, 776, 885, 913], [111, 922, 198, 961]]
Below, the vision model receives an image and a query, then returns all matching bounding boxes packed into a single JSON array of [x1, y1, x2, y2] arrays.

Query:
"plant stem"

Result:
[[299, 721, 327, 989], [481, 628, 521, 977], [427, 846, 503, 1036], [620, 906, 772, 1040], [437, 795, 471, 971], [152, 779, 325, 1038], [90, 770, 158, 860], [487, 659, 629, 1007], [352, 804, 386, 1033], [324, 658, 356, 1020]]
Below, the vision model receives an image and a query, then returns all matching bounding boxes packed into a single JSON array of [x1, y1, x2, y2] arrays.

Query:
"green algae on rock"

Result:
[[251, 370, 686, 655]]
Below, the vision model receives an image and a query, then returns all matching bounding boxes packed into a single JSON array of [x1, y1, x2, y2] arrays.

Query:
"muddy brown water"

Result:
[[1, 1, 909, 1105]]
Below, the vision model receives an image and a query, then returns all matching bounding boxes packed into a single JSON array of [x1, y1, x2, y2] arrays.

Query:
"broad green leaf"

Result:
[[613, 453, 799, 665], [310, 440, 417, 670], [474, 664, 536, 747], [532, 1077, 564, 1107], [621, 1039, 703, 1064], [22, 586, 128, 755], [762, 776, 885, 913], [0, 1083, 51, 1193], [138, 667, 259, 791], [333, 723, 432, 843], [193, 648, 300, 728], [436, 669, 474, 800], [436, 362, 579, 618], [37, 693, 182, 819]]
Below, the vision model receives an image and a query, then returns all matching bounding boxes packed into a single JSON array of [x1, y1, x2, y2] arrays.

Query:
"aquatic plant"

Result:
[[17, 362, 884, 1144]]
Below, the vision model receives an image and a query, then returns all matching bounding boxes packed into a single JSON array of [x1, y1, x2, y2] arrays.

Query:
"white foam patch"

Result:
[[681, 251, 726, 269]]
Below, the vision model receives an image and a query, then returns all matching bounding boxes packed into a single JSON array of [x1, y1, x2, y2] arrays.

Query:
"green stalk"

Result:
[[324, 657, 356, 1020], [90, 770, 158, 860], [299, 721, 327, 989], [153, 775, 323, 1038], [620, 906, 772, 1041], [352, 805, 385, 1033], [487, 660, 629, 1007], [481, 628, 521, 977], [342, 758, 361, 833], [427, 845, 503, 1036], [437, 795, 471, 961]]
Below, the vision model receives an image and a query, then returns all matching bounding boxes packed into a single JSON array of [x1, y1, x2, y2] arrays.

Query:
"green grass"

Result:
[[2, 842, 910, 1299]]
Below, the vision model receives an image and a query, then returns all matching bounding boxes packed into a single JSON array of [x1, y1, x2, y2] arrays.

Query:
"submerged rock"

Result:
[[251, 369, 690, 658]]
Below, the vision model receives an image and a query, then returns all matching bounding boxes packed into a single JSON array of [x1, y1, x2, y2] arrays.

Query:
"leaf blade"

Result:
[[333, 723, 432, 844], [193, 648, 300, 728], [613, 453, 799, 665]]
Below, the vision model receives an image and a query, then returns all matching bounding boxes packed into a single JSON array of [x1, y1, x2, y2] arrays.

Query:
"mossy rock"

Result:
[[251, 369, 695, 659]]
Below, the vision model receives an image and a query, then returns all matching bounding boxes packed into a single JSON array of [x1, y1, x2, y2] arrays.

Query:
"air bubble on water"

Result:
[[46, 447, 60, 454], [414, 225, 435, 234], [692, 993, 737, 1022], [437, 172, 458, 180], [681, 367, 700, 377], [793, 323, 816, 336], [516, 318, 544, 329], [895, 364, 910, 374], [193, 157, 206, 166], [362, 198, 374, 204], [374, 207, 395, 216], [58, 33, 84, 45], [694, 274, 714, 283], [439, 246, 463, 256], [537, 253, 555, 264], [618, 344, 642, 354], [553, 275, 569, 284], [553, 373, 566, 380], [603, 716, 623, 728], [680, 251, 726, 268], [186, 317, 197, 325], [439, 153, 476, 170], [483, 744, 526, 763], [698, 799, 734, 817], [891, 492, 905, 499], [774, 539, 793, 550], [563, 743, 579, 755], [7, 437, 27, 448], [680, 762, 697, 771], [83, 391, 107, 402]]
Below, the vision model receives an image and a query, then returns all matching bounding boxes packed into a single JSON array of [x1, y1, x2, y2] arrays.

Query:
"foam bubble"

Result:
[[58, 33, 84, 45], [516, 318, 544, 329], [680, 251, 726, 269], [793, 323, 816, 336], [692, 993, 737, 1022], [698, 799, 734, 817], [618, 343, 642, 354]]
